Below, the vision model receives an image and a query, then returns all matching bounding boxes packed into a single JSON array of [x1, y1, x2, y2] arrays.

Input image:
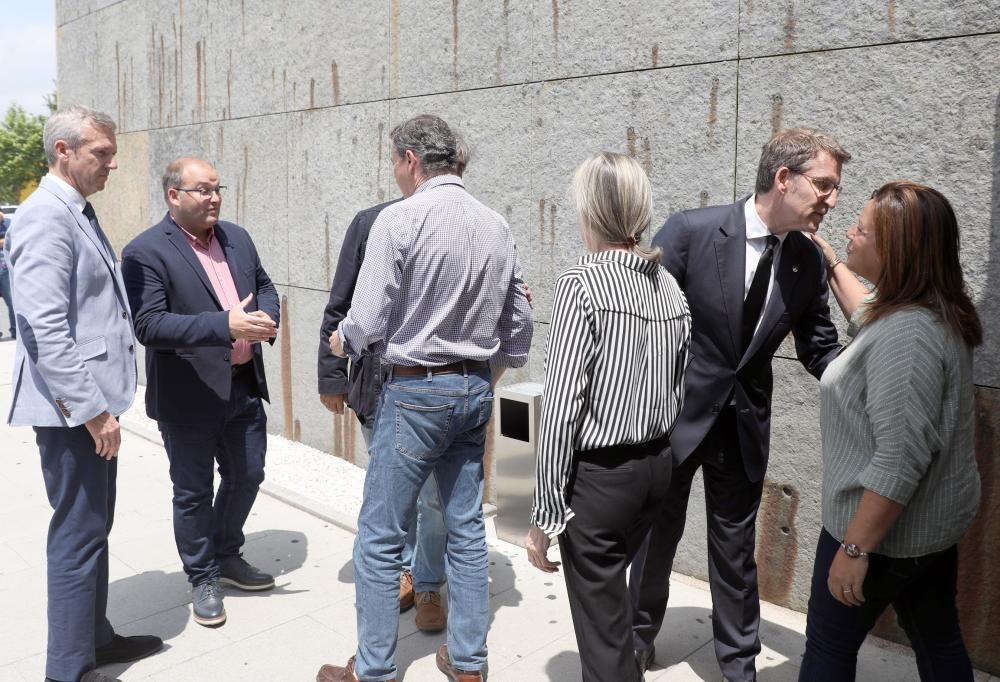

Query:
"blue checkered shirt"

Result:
[[338, 175, 533, 368]]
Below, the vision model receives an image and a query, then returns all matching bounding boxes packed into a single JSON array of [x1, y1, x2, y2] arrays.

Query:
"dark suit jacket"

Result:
[[317, 199, 399, 427], [653, 196, 839, 482], [121, 214, 279, 424]]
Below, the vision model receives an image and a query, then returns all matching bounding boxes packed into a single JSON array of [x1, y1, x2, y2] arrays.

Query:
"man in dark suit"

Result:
[[8, 105, 162, 682], [629, 128, 850, 681], [122, 157, 279, 628]]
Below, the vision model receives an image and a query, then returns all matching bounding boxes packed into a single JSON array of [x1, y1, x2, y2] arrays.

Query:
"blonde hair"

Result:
[[571, 152, 661, 263]]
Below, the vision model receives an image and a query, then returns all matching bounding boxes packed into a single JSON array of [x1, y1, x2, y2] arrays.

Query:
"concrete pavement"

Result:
[[0, 340, 989, 681]]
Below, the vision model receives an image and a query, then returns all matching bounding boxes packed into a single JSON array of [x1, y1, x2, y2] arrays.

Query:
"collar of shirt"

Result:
[[744, 194, 787, 246], [170, 214, 216, 249], [414, 174, 465, 195], [579, 249, 661, 275], [46, 173, 87, 213]]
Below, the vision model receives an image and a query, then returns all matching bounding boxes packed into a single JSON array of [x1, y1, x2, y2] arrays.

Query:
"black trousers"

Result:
[[559, 436, 672, 682], [629, 409, 764, 682]]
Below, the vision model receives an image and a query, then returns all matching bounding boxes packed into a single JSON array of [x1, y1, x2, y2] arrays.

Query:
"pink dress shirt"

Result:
[[178, 223, 254, 366]]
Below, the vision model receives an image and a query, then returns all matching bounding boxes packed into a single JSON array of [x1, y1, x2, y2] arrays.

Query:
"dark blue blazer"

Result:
[[317, 199, 399, 427], [653, 196, 840, 482], [121, 214, 280, 424]]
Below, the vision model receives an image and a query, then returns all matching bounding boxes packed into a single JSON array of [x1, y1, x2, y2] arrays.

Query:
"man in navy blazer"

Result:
[[629, 129, 849, 681], [122, 157, 279, 628], [7, 105, 162, 682]]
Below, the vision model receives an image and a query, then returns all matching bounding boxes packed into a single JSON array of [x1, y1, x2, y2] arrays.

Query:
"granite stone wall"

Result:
[[56, 0, 1000, 670]]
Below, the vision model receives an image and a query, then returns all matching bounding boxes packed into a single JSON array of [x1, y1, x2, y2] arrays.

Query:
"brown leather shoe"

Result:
[[399, 569, 414, 611], [415, 590, 446, 632], [436, 645, 483, 681], [316, 656, 398, 682]]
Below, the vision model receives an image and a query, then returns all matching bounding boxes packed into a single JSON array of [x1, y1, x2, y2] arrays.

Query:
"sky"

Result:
[[0, 1, 57, 116]]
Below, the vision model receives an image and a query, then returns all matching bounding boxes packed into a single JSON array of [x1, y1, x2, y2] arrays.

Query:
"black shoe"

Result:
[[635, 645, 655, 675], [95, 633, 163, 667], [193, 579, 227, 627], [80, 672, 122, 682], [219, 554, 275, 591]]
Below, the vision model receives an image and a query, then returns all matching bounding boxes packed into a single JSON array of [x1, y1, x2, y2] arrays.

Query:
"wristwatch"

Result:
[[840, 542, 869, 558]]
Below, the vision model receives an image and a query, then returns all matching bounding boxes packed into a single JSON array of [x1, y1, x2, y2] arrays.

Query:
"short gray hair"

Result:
[[161, 157, 210, 203], [43, 105, 117, 166], [754, 128, 851, 194], [390, 114, 459, 176]]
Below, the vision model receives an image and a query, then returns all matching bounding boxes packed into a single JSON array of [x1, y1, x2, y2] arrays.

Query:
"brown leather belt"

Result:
[[392, 360, 489, 377]]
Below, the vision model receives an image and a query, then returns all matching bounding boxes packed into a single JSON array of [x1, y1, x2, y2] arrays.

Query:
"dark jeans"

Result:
[[0, 269, 14, 336], [159, 371, 267, 585], [559, 437, 672, 682], [36, 424, 117, 681], [799, 528, 973, 682]]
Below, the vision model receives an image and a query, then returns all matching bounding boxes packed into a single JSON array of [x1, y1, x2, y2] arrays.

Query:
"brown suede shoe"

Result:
[[399, 569, 414, 611], [414, 590, 446, 632], [316, 655, 398, 682], [435, 645, 483, 681]]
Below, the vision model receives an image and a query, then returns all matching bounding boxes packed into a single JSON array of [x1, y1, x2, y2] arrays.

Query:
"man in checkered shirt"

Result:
[[319, 114, 533, 682]]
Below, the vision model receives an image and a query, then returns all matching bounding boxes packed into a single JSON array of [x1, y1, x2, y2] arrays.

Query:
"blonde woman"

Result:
[[525, 152, 691, 681]]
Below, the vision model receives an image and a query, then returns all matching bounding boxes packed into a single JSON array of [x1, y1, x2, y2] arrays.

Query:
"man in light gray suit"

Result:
[[5, 105, 162, 682]]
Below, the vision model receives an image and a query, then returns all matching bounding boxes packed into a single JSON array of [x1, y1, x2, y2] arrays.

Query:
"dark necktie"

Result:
[[741, 235, 779, 352], [83, 202, 114, 261]]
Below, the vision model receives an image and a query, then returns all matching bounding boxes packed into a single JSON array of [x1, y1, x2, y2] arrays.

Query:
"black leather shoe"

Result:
[[81, 672, 123, 682], [95, 633, 163, 666], [193, 578, 227, 627], [635, 645, 655, 675], [219, 554, 275, 591]]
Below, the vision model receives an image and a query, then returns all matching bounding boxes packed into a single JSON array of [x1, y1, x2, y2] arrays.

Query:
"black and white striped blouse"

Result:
[[530, 250, 691, 537]]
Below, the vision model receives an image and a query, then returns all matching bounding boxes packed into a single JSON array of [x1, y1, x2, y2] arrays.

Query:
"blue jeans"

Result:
[[362, 423, 448, 591], [158, 372, 267, 585], [799, 528, 973, 682], [354, 368, 493, 681], [0, 269, 14, 337]]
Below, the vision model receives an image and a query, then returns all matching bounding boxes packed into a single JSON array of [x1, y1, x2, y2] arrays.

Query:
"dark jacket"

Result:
[[122, 214, 279, 424], [317, 199, 400, 426], [653, 196, 840, 482]]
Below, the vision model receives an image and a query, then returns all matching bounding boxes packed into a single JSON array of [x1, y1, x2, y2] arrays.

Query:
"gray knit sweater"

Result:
[[820, 305, 980, 558]]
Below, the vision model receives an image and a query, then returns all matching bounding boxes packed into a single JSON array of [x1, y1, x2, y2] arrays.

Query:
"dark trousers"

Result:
[[559, 437, 672, 682], [0, 269, 14, 336], [799, 528, 973, 682], [158, 371, 267, 585], [629, 410, 763, 682], [36, 425, 117, 682]]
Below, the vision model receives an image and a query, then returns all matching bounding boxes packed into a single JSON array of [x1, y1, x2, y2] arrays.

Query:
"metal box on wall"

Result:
[[494, 382, 544, 548]]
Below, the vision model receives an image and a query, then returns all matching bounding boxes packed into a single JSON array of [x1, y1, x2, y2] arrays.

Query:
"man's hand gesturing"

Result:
[[229, 293, 277, 343]]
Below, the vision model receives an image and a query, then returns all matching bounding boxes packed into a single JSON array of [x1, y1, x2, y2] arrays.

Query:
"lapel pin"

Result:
[[792, 265, 799, 273]]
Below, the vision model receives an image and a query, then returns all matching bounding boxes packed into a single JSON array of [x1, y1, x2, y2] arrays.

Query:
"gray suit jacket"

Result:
[[5, 176, 137, 427]]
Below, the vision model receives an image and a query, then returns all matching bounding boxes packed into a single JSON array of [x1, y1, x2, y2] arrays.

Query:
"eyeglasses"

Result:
[[175, 186, 226, 198], [796, 173, 841, 198]]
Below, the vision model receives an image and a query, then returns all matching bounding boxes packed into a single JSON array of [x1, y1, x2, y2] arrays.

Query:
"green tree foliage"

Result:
[[0, 95, 55, 204]]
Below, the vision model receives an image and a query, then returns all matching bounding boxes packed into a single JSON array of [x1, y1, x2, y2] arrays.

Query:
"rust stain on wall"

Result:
[[549, 203, 557, 247], [708, 77, 719, 135], [195, 40, 203, 120], [771, 94, 784, 135], [538, 198, 546, 242], [452, 0, 460, 88], [280, 294, 293, 438], [651, 44, 659, 68], [745, 0, 753, 15], [627, 126, 638, 158], [115, 42, 122, 124], [783, 2, 796, 52], [390, 0, 401, 96], [887, 0, 897, 38], [641, 138, 652, 177], [240, 0, 246, 36], [756, 481, 799, 603], [331, 61, 341, 105], [293, 419, 302, 442], [226, 49, 233, 119], [309, 77, 316, 109], [551, 0, 560, 62], [217, 127, 224, 163], [699, 190, 710, 208], [324, 212, 331, 284]]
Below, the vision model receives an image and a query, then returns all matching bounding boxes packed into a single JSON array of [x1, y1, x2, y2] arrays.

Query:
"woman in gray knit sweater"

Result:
[[800, 182, 983, 681]]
